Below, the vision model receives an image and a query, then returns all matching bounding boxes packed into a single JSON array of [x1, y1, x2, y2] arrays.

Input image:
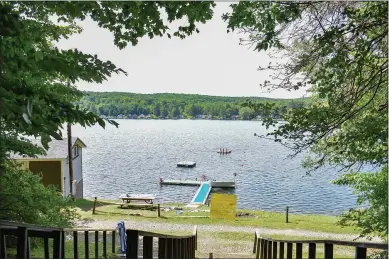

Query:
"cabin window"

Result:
[[73, 145, 79, 158]]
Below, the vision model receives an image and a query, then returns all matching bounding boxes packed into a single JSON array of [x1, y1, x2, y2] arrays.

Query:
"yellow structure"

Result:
[[11, 137, 86, 198], [210, 193, 237, 220]]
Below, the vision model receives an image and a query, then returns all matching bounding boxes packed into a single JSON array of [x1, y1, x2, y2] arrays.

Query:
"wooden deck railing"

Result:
[[0, 220, 64, 259], [0, 220, 198, 259], [253, 230, 387, 259]]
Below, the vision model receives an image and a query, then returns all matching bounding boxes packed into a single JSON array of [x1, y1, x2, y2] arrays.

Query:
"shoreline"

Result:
[[101, 118, 281, 122], [80, 198, 346, 217], [74, 199, 360, 236]]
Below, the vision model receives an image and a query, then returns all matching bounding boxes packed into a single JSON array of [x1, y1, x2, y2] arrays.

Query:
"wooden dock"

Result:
[[160, 178, 235, 208], [160, 179, 204, 186], [160, 179, 235, 188]]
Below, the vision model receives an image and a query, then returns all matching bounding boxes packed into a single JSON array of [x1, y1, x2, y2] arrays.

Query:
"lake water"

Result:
[[72, 120, 357, 215]]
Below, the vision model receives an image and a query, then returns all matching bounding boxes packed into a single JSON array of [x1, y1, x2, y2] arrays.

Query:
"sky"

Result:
[[57, 3, 308, 99]]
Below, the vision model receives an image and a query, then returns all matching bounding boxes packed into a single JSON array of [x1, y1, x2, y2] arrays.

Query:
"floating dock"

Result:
[[159, 179, 202, 186], [177, 161, 196, 168], [160, 179, 235, 188]]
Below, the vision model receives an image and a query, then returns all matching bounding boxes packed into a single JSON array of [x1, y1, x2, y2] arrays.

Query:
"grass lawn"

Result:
[[74, 198, 359, 235], [6, 239, 118, 259]]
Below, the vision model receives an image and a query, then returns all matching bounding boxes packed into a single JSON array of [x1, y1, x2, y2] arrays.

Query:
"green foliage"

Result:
[[334, 166, 388, 240], [0, 1, 216, 161], [224, 2, 388, 238], [0, 163, 78, 228], [78, 91, 306, 119], [238, 106, 254, 120], [0, 1, 216, 227]]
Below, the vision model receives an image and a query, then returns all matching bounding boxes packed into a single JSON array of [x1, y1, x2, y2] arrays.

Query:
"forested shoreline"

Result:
[[78, 91, 307, 120]]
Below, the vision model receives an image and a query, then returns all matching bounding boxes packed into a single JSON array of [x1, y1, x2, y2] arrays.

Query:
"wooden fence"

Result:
[[0, 220, 197, 259], [253, 230, 387, 259]]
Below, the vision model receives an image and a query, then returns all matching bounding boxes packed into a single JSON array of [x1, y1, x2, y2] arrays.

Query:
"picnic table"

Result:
[[119, 194, 156, 208]]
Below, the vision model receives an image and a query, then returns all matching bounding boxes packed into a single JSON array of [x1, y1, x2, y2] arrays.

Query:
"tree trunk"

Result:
[[67, 123, 74, 200]]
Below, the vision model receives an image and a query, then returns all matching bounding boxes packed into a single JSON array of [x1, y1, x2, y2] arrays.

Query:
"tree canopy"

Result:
[[0, 1, 215, 226], [0, 1, 215, 161], [77, 91, 306, 119], [224, 1, 388, 239]]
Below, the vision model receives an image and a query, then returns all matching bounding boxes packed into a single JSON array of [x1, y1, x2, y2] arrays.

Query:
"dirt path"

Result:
[[76, 219, 381, 242]]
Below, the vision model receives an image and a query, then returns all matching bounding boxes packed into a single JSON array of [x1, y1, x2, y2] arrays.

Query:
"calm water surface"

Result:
[[72, 120, 356, 215]]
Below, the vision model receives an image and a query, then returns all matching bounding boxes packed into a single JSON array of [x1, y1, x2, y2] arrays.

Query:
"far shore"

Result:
[[99, 116, 285, 121]]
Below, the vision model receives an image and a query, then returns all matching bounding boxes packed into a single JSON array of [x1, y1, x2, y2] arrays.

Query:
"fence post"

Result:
[[308, 243, 316, 259], [61, 231, 65, 259], [85, 231, 89, 259], [296, 243, 302, 259], [285, 206, 289, 223], [73, 231, 79, 259], [92, 197, 97, 214], [53, 230, 62, 259], [143, 236, 153, 259], [324, 243, 333, 259], [256, 238, 260, 259], [267, 241, 272, 259], [263, 240, 268, 259], [260, 239, 265, 259], [0, 228, 6, 259], [166, 238, 173, 259], [95, 231, 99, 259], [44, 236, 50, 259], [103, 231, 107, 259], [286, 243, 293, 259], [112, 230, 116, 254], [126, 230, 139, 259], [209, 252, 213, 259], [355, 247, 367, 259], [16, 226, 28, 259], [272, 241, 277, 259], [158, 203, 161, 217], [253, 233, 257, 253], [279, 242, 284, 259], [158, 238, 166, 259]]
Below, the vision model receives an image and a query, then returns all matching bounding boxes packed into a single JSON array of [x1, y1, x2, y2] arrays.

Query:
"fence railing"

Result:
[[0, 220, 63, 259], [0, 220, 198, 259], [253, 230, 387, 259]]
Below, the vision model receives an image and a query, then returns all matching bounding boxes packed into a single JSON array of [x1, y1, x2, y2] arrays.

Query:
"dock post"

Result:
[[158, 203, 161, 217], [92, 197, 97, 214], [285, 206, 289, 223]]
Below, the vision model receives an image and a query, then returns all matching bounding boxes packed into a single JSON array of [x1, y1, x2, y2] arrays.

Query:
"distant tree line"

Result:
[[78, 92, 307, 120]]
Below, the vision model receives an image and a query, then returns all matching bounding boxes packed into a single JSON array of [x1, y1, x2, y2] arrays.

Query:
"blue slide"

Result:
[[192, 182, 211, 204]]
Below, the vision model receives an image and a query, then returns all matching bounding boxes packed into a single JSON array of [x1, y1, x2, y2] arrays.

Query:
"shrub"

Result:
[[0, 162, 79, 228]]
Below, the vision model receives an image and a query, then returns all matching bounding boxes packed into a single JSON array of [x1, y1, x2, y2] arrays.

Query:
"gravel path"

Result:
[[75, 219, 381, 242]]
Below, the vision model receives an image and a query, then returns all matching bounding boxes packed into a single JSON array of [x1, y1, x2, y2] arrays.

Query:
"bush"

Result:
[[334, 166, 388, 240], [0, 162, 79, 228]]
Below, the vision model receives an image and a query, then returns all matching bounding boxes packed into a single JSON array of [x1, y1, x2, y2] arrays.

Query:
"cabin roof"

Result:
[[11, 137, 86, 160]]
